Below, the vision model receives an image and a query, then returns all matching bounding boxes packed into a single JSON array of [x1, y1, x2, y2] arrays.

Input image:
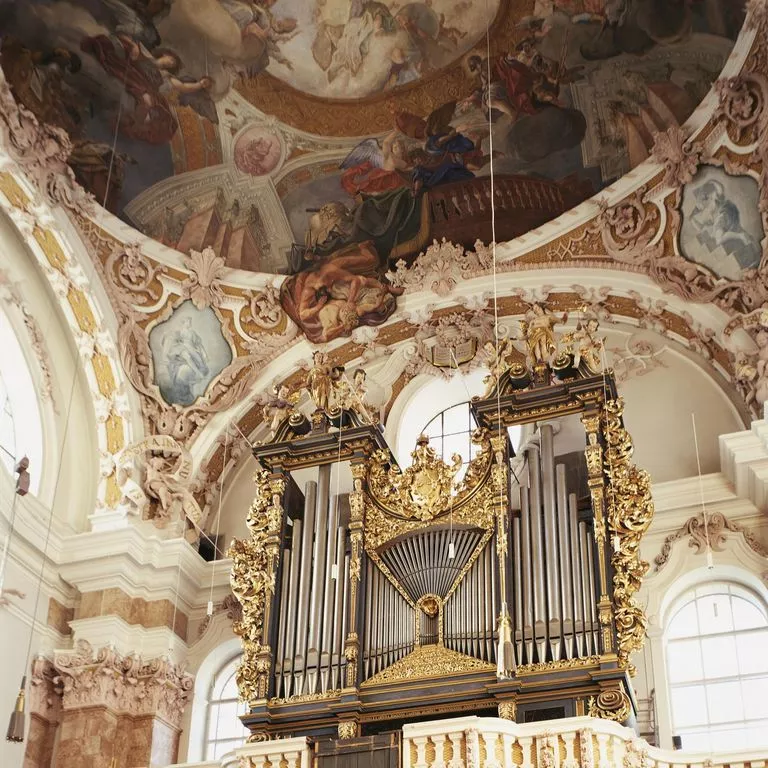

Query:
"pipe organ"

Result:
[[229, 325, 655, 748]]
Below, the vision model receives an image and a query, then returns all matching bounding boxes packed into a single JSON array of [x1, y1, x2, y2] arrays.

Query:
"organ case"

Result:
[[229, 342, 654, 742]]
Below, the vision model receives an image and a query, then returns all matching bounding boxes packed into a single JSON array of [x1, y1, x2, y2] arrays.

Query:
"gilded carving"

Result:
[[338, 721, 358, 740], [587, 689, 631, 723], [498, 701, 517, 721], [361, 644, 494, 687], [602, 399, 654, 675]]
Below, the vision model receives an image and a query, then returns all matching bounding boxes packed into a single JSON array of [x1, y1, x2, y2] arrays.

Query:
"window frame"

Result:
[[203, 653, 249, 761], [663, 581, 768, 751]]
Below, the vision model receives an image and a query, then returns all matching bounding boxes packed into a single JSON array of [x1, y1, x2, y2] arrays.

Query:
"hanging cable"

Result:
[[691, 413, 714, 569]]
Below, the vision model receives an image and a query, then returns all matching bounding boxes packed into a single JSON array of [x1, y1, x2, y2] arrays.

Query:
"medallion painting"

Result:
[[680, 166, 764, 282], [148, 300, 233, 407]]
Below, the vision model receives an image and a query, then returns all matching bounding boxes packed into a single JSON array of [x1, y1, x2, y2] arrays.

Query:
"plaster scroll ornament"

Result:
[[53, 640, 193, 728], [246, 281, 283, 329], [654, 512, 768, 573], [116, 436, 203, 536], [608, 334, 669, 384], [386, 238, 493, 297], [0, 267, 55, 407], [0, 588, 26, 610], [0, 70, 92, 215], [650, 125, 704, 189]]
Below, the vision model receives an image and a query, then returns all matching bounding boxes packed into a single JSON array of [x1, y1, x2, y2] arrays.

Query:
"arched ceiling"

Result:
[[0, 0, 746, 282], [1, 1, 767, 535]]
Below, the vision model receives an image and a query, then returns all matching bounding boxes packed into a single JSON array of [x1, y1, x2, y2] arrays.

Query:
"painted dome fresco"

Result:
[[0, 0, 747, 341]]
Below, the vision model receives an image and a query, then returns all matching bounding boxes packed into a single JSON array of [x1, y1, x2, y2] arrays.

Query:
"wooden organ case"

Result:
[[229, 328, 655, 750]]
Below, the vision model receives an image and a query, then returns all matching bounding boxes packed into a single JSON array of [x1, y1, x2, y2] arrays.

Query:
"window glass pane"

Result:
[[210, 701, 241, 740], [736, 631, 768, 675], [219, 673, 239, 701], [666, 640, 703, 684], [677, 731, 710, 752], [701, 635, 739, 679], [670, 685, 708, 727], [430, 437, 443, 460], [212, 661, 238, 697], [746, 720, 768, 747], [668, 600, 699, 639], [443, 433, 468, 464], [732, 596, 767, 630], [697, 593, 734, 635], [709, 725, 748, 751], [742, 677, 768, 718], [442, 404, 468, 435], [424, 417, 442, 439], [706, 680, 744, 724]]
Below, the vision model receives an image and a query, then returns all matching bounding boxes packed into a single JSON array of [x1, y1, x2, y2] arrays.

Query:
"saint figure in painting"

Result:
[[161, 317, 210, 404], [281, 241, 402, 344]]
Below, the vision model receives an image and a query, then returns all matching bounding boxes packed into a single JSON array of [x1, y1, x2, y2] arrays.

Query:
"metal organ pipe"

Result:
[[569, 492, 585, 658], [556, 464, 575, 659], [331, 525, 347, 690], [281, 517, 302, 697], [540, 425, 561, 661], [578, 520, 593, 655], [276, 547, 291, 694], [519, 484, 534, 662], [527, 443, 548, 661], [307, 466, 330, 692], [294, 480, 316, 693], [320, 491, 340, 692]]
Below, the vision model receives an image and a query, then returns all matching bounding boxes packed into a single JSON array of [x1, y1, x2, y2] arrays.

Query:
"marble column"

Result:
[[52, 641, 193, 768], [23, 658, 62, 768]]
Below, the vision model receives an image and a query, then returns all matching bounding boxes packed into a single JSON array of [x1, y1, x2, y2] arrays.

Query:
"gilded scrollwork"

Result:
[[230, 472, 283, 705], [587, 689, 631, 723], [602, 398, 655, 675], [365, 433, 494, 550]]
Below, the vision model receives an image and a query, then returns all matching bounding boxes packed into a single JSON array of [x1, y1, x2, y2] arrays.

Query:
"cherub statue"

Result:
[[482, 338, 517, 397], [144, 454, 202, 532], [519, 304, 567, 366], [562, 317, 604, 375], [262, 383, 299, 442]]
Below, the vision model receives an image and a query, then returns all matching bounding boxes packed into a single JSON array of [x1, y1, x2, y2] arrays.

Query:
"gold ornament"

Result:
[[587, 689, 631, 723], [338, 721, 358, 740], [602, 398, 654, 675], [498, 700, 517, 721]]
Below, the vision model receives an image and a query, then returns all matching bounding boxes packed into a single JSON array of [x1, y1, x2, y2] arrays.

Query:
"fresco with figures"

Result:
[[0, 0, 747, 341]]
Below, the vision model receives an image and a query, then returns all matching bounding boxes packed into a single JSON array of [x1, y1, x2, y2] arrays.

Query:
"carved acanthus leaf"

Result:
[[651, 126, 703, 189], [53, 641, 193, 728], [182, 247, 227, 309]]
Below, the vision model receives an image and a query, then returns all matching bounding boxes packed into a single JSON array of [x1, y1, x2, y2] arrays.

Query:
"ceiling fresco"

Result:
[[0, 0, 749, 344]]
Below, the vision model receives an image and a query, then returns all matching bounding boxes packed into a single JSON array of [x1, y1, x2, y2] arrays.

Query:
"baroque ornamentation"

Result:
[[651, 126, 704, 189], [182, 247, 227, 310], [53, 641, 193, 729], [587, 689, 631, 723], [0, 70, 92, 214], [603, 398, 654, 675], [338, 721, 358, 740], [498, 701, 517, 721], [361, 644, 494, 687], [386, 238, 493, 297], [230, 471, 281, 705], [653, 512, 768, 572]]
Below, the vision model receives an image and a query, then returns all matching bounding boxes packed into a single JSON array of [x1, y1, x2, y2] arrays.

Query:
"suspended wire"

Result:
[[207, 423, 231, 615], [691, 412, 714, 568], [21, 344, 80, 683]]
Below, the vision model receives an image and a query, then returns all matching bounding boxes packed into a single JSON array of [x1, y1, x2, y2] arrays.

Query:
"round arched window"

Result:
[[204, 654, 249, 760], [0, 308, 43, 493], [665, 582, 768, 750]]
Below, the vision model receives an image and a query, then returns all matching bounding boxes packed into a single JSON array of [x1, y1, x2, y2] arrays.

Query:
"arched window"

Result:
[[0, 308, 43, 492], [421, 402, 522, 484], [665, 582, 768, 751], [204, 654, 249, 760], [422, 402, 480, 484]]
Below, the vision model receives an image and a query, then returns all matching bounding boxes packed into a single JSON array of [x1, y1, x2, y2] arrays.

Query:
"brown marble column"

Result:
[[23, 658, 63, 768], [52, 641, 193, 768]]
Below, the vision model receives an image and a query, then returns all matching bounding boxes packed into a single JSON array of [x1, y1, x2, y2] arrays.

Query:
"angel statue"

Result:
[[562, 317, 604, 375], [482, 338, 518, 397], [519, 304, 567, 366], [305, 350, 344, 414], [261, 383, 299, 442]]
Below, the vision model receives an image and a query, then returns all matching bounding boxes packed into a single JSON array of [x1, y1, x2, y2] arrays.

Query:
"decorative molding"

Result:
[[53, 640, 194, 729], [361, 644, 495, 687], [653, 512, 768, 572]]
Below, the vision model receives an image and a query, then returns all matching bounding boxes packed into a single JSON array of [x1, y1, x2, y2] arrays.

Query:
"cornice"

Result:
[[57, 525, 232, 611]]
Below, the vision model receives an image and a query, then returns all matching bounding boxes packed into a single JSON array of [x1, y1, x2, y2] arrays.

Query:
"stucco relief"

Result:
[[53, 640, 194, 729]]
